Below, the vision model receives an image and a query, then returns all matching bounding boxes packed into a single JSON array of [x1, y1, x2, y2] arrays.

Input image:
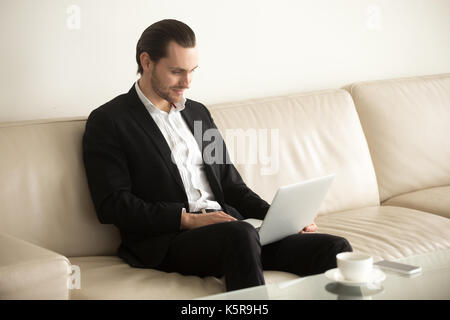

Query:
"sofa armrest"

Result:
[[0, 232, 71, 299]]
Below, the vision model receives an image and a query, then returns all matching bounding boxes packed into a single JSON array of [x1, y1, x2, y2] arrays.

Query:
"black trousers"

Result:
[[159, 220, 352, 292]]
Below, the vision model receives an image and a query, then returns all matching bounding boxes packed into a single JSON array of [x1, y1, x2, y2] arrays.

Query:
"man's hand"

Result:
[[300, 222, 318, 234], [181, 211, 237, 230]]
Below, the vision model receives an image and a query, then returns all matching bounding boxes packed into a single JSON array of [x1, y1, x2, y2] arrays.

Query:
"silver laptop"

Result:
[[243, 174, 335, 245]]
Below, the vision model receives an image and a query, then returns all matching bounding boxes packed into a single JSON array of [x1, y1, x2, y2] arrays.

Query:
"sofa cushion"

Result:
[[0, 118, 120, 257], [344, 73, 450, 203], [68, 256, 299, 300], [316, 205, 450, 261], [382, 185, 450, 219], [209, 89, 379, 215]]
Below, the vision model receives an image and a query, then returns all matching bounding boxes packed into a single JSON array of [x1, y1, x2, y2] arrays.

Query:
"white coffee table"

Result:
[[199, 249, 450, 300]]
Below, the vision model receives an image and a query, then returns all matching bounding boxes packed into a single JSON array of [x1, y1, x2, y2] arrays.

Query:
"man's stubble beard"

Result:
[[151, 69, 179, 105]]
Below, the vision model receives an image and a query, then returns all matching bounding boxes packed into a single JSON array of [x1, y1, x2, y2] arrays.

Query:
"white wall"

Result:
[[0, 0, 449, 122]]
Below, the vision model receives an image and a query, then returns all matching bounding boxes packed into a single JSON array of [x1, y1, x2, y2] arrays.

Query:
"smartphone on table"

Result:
[[374, 260, 422, 274]]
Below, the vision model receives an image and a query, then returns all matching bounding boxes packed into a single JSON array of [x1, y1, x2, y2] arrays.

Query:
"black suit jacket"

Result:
[[82, 84, 270, 268]]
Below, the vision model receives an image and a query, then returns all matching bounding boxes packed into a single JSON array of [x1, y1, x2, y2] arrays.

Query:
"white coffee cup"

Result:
[[336, 252, 373, 282]]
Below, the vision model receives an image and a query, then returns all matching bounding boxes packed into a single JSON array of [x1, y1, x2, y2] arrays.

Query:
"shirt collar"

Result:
[[135, 81, 186, 114]]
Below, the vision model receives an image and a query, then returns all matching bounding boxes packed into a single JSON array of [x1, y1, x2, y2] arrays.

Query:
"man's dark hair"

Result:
[[136, 19, 196, 75]]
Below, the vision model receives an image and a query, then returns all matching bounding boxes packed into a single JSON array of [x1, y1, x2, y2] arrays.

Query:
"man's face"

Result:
[[147, 41, 198, 104]]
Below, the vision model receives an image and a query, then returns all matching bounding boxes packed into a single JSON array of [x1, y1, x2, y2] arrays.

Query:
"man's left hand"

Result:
[[300, 222, 318, 234]]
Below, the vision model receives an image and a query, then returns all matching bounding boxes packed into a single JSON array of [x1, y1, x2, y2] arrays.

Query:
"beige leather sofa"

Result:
[[1, 73, 449, 299]]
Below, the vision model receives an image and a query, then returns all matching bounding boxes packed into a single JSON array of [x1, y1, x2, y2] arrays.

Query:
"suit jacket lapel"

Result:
[[126, 85, 186, 194]]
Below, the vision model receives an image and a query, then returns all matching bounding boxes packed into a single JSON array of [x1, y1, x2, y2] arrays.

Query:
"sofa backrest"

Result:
[[344, 73, 450, 202], [209, 89, 380, 215], [0, 118, 120, 257], [0, 88, 379, 256]]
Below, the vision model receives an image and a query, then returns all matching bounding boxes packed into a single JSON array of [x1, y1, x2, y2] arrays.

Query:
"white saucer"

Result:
[[325, 268, 386, 286]]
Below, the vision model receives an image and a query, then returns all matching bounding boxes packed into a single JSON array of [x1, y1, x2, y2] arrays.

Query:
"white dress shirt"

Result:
[[135, 81, 222, 213]]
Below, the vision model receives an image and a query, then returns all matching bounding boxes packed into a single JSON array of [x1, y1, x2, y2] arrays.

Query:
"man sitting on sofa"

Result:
[[82, 19, 352, 292]]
